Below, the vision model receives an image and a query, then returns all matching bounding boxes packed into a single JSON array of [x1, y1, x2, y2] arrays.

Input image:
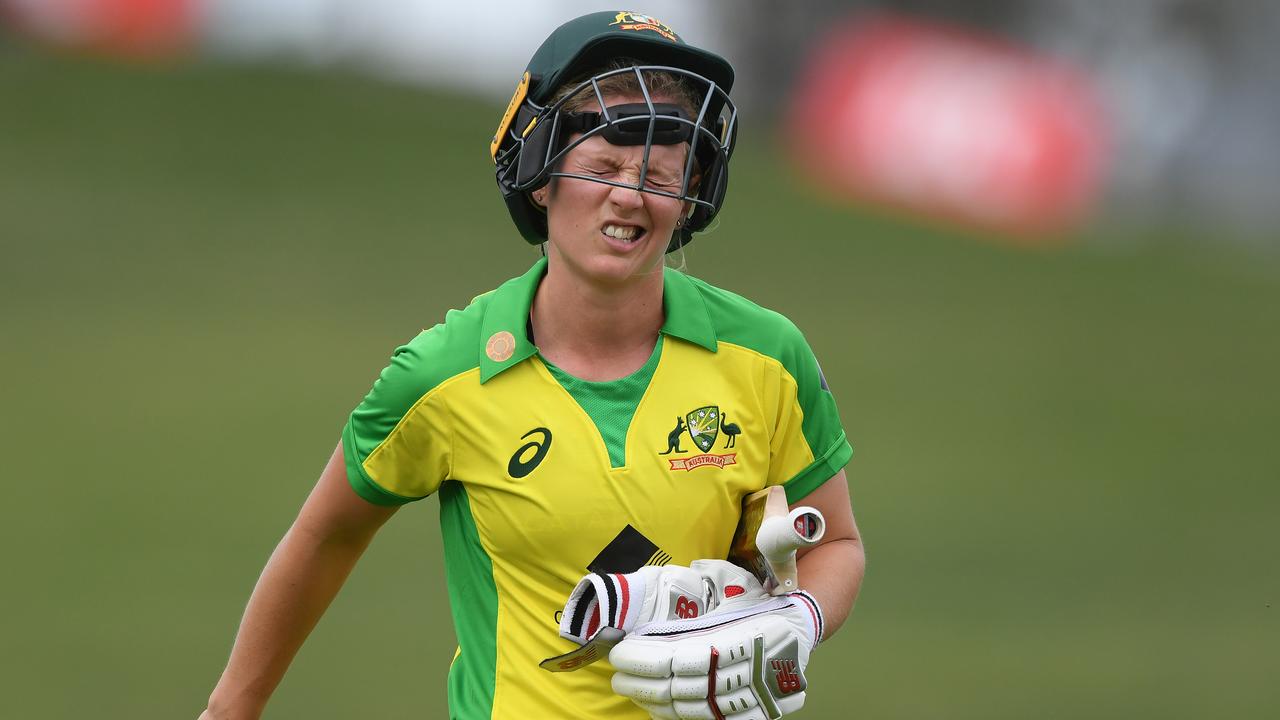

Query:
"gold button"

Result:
[[486, 331, 516, 362]]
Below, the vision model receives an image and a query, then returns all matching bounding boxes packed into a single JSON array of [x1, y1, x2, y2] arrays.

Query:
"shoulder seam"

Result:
[[363, 367, 480, 478]]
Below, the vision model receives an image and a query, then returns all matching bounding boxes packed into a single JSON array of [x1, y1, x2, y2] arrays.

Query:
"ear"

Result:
[[530, 187, 547, 208]]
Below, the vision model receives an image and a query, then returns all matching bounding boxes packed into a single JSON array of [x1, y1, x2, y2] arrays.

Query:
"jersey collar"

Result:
[[479, 259, 543, 383], [659, 265, 718, 352], [479, 257, 718, 384]]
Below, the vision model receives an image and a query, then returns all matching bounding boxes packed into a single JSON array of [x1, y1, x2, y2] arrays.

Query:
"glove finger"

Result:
[[611, 639, 676, 678], [671, 698, 718, 719], [672, 637, 752, 676], [719, 686, 760, 716], [671, 643, 712, 676], [667, 664, 751, 698], [670, 673, 711, 700], [712, 660, 753, 696], [671, 686, 761, 715], [634, 700, 680, 719], [670, 696, 721, 717], [723, 705, 769, 720], [612, 671, 674, 704]]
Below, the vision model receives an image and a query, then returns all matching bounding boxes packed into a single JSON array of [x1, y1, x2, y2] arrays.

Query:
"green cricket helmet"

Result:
[[491, 11, 738, 252]]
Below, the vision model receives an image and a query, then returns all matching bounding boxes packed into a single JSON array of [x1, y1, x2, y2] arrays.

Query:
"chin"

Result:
[[549, 231, 669, 284], [584, 249, 666, 284], [588, 257, 663, 284]]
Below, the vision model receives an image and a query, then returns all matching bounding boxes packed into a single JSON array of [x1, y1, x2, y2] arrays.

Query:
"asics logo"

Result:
[[508, 427, 552, 478]]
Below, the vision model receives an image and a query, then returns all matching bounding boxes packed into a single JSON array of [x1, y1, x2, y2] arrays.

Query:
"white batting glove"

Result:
[[608, 589, 823, 719], [558, 559, 767, 645], [544, 560, 775, 673]]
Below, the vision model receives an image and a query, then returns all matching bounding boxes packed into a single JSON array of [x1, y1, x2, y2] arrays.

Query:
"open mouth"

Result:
[[602, 223, 646, 244]]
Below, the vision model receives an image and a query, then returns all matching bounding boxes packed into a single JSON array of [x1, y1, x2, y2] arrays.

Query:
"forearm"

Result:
[[201, 443, 397, 719], [203, 520, 376, 719], [796, 535, 864, 639]]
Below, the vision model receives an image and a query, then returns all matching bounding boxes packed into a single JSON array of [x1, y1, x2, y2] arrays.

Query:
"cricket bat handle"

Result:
[[756, 507, 826, 595]]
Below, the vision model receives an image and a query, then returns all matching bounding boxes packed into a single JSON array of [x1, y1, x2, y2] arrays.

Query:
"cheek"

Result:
[[546, 183, 595, 234], [646, 197, 685, 229]]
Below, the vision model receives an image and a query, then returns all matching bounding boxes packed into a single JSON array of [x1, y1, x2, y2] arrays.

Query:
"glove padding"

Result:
[[558, 559, 764, 646], [557, 564, 702, 646], [609, 587, 823, 720]]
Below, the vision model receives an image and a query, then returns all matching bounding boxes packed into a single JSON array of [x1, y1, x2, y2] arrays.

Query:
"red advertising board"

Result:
[[787, 15, 1108, 241], [3, 0, 193, 56]]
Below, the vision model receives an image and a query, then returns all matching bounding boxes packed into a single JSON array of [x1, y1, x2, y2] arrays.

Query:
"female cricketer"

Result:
[[201, 10, 864, 720]]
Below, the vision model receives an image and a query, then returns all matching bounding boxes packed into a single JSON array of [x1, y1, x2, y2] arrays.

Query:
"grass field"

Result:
[[2, 49, 1277, 718]]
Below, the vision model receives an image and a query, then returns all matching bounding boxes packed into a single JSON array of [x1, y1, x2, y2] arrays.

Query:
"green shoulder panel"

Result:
[[342, 259, 547, 504], [680, 273, 853, 502], [342, 300, 488, 505]]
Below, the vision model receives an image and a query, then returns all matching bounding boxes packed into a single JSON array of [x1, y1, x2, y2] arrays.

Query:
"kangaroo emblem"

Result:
[[658, 417, 688, 455], [720, 413, 741, 449]]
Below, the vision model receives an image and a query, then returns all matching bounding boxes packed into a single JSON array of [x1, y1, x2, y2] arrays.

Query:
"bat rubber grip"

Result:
[[756, 507, 826, 594]]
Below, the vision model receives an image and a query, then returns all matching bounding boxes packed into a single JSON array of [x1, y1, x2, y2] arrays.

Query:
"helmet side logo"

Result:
[[491, 72, 531, 161], [609, 12, 679, 42]]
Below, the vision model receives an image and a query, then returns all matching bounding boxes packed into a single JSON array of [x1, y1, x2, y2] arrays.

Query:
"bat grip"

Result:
[[756, 507, 826, 595]]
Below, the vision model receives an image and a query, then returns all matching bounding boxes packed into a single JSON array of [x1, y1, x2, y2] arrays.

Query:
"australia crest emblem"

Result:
[[659, 404, 741, 471], [686, 405, 719, 452]]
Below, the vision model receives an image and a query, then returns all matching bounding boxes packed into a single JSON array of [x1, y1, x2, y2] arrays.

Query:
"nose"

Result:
[[608, 175, 645, 210]]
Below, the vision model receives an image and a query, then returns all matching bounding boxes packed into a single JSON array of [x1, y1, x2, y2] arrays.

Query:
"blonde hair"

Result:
[[550, 59, 702, 118]]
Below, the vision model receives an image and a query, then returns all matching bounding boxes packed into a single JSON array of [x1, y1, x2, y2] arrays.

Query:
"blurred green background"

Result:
[[2, 50, 1278, 719]]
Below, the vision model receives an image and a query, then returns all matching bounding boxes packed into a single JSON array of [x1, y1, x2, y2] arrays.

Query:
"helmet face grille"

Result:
[[495, 65, 738, 252]]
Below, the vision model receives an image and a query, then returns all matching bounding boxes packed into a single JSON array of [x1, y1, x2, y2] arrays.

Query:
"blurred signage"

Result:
[[2, 0, 193, 56], [787, 15, 1107, 241]]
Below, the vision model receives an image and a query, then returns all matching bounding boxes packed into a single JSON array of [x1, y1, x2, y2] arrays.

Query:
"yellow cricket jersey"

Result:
[[342, 258, 852, 719]]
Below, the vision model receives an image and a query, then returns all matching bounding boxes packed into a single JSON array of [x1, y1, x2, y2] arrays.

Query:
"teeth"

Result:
[[603, 224, 641, 241]]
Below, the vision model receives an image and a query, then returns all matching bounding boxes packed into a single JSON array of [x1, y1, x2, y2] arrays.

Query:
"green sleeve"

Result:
[[771, 321, 853, 504], [342, 332, 447, 505]]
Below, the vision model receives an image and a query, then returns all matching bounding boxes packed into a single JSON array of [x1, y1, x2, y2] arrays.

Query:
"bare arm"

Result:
[[794, 469, 865, 640], [200, 442, 399, 720]]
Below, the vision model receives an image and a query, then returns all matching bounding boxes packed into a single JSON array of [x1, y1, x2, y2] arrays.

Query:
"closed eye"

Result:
[[645, 175, 682, 189]]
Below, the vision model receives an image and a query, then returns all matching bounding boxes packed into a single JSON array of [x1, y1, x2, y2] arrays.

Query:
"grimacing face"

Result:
[[532, 94, 697, 287]]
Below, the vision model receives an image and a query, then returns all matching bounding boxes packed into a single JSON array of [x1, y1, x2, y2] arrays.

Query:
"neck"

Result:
[[531, 260, 665, 380]]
